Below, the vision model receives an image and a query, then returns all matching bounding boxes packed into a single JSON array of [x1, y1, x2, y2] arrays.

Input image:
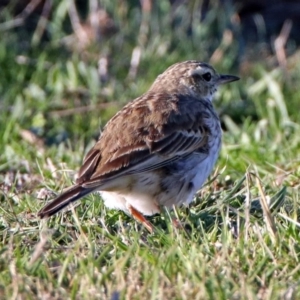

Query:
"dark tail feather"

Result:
[[38, 185, 93, 218]]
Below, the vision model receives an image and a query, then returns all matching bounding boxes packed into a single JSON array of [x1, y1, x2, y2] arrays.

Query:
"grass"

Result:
[[1, 1, 300, 299]]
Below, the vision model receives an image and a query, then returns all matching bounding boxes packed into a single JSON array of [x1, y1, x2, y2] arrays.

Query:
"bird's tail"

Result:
[[38, 185, 93, 218]]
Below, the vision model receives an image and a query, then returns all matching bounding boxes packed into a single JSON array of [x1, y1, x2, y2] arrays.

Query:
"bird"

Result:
[[38, 60, 239, 232]]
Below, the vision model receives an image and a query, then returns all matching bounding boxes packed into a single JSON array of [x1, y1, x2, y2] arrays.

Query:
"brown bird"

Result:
[[38, 61, 239, 232]]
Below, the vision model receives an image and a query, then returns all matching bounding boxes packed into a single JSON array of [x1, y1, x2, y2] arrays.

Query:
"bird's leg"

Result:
[[171, 206, 184, 229], [127, 205, 154, 233], [162, 206, 184, 229], [171, 218, 186, 231]]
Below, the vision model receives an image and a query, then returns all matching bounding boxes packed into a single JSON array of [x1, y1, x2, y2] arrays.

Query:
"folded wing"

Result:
[[77, 93, 214, 189]]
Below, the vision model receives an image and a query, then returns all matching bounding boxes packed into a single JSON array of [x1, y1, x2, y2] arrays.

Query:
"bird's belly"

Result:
[[101, 172, 162, 216], [101, 143, 220, 216], [157, 153, 218, 207]]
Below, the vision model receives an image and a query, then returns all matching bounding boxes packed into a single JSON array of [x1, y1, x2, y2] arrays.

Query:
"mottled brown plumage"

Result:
[[38, 60, 239, 232]]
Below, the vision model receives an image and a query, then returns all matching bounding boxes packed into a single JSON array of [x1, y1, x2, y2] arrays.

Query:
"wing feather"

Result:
[[76, 93, 216, 189]]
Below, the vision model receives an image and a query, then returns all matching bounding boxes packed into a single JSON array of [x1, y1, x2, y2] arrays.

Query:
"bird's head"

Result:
[[150, 60, 239, 101]]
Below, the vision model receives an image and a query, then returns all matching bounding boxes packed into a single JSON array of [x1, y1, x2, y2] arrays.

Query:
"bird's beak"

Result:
[[218, 74, 240, 85]]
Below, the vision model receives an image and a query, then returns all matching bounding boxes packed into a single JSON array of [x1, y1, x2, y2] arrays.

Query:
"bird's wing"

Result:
[[76, 93, 216, 189]]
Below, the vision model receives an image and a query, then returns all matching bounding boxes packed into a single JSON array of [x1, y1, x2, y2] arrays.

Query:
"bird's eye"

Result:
[[202, 72, 212, 81]]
